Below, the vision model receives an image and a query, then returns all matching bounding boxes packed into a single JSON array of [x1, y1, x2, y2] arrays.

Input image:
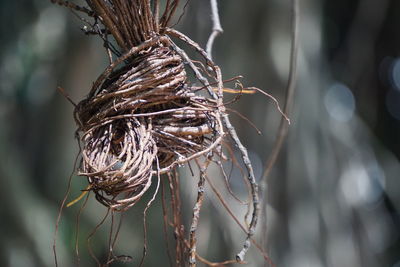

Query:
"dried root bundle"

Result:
[[53, 0, 261, 265], [69, 3, 224, 211]]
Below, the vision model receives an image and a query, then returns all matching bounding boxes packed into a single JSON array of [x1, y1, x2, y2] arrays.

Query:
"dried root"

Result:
[[53, 0, 263, 266], [74, 35, 223, 211]]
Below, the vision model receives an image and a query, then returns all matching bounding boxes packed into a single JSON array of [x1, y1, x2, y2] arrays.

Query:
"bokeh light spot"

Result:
[[324, 82, 355, 122], [339, 162, 385, 207]]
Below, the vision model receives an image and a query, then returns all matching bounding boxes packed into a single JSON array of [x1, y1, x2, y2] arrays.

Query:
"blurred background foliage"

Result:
[[1, 0, 400, 266]]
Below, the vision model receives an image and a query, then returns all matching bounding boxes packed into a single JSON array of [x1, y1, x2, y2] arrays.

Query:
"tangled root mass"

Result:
[[53, 0, 260, 264], [68, 4, 224, 211]]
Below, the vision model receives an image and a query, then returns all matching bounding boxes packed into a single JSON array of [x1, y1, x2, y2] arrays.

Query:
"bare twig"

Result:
[[206, 0, 223, 60], [223, 111, 260, 262], [50, 0, 95, 16], [261, 0, 299, 183], [53, 151, 80, 267], [189, 159, 210, 266], [74, 190, 90, 266], [205, 174, 273, 265], [260, 0, 299, 259], [139, 158, 161, 267], [167, 28, 260, 262], [87, 209, 111, 265]]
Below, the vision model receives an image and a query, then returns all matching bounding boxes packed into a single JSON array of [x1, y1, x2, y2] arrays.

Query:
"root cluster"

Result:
[[74, 39, 223, 211], [67, 3, 223, 211], [53, 0, 260, 265]]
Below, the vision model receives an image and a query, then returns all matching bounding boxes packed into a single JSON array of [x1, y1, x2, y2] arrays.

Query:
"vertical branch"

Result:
[[188, 159, 210, 267], [224, 112, 260, 262], [205, 1, 259, 261], [207, 11, 260, 256], [260, 0, 299, 257], [166, 27, 260, 262], [206, 0, 223, 60], [261, 0, 299, 181]]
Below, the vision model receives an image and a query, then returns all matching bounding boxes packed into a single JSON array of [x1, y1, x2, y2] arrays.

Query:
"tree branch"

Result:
[[206, 0, 223, 60]]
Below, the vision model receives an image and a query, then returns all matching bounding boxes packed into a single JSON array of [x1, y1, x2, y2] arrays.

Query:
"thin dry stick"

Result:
[[108, 213, 127, 262], [169, 211, 245, 267], [216, 158, 248, 205], [53, 151, 81, 267], [87, 208, 111, 265], [167, 28, 260, 261], [50, 0, 95, 16], [105, 211, 130, 265], [260, 0, 299, 262], [226, 108, 262, 135], [245, 87, 290, 124], [188, 159, 210, 267], [222, 112, 259, 262], [261, 0, 299, 184], [74, 191, 91, 266], [205, 175, 274, 266], [206, 28, 261, 259], [107, 210, 117, 263], [139, 159, 161, 267], [206, 0, 223, 60]]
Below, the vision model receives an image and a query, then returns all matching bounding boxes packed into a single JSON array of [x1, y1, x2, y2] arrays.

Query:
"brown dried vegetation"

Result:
[[52, 0, 264, 266]]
